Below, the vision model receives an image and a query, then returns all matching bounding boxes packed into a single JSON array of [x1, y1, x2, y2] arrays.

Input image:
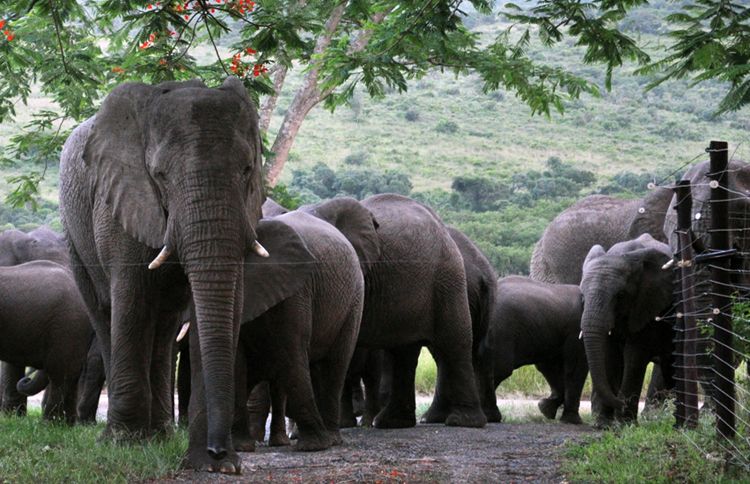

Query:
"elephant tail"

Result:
[[16, 369, 49, 396]]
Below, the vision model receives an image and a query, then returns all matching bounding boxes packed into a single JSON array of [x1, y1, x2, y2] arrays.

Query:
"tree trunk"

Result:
[[259, 65, 289, 133], [264, 6, 390, 187]]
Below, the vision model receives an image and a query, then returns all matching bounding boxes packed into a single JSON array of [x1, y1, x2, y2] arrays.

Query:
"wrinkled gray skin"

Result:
[[0, 226, 72, 416], [304, 195, 486, 428], [580, 234, 675, 426], [0, 261, 92, 423], [232, 211, 364, 452], [423, 226, 500, 424], [477, 276, 586, 424], [531, 188, 673, 285], [59, 78, 264, 474], [663, 159, 750, 399]]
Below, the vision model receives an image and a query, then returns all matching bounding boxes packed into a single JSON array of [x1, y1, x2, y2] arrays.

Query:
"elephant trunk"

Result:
[[16, 369, 49, 396], [580, 291, 625, 412], [179, 194, 246, 461]]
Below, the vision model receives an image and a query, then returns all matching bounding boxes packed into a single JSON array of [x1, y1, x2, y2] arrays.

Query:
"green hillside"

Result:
[[2, 5, 749, 274]]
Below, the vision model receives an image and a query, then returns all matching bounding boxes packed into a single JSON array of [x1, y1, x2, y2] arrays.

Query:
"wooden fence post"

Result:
[[675, 179, 699, 427], [708, 140, 736, 440]]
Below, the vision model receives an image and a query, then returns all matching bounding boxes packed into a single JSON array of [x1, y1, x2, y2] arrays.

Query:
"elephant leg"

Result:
[[535, 360, 565, 420], [361, 350, 384, 427], [339, 377, 358, 428], [644, 363, 667, 412], [150, 310, 181, 436], [473, 351, 502, 423], [560, 337, 587, 425], [177, 342, 191, 428], [374, 343, 421, 429], [268, 383, 290, 447], [0, 363, 27, 416], [618, 345, 650, 423], [282, 357, 330, 451], [184, 318, 241, 473], [231, 345, 254, 452], [77, 338, 106, 424], [310, 331, 355, 446], [421, 347, 451, 424], [594, 342, 623, 428], [247, 381, 271, 442], [430, 291, 486, 428]]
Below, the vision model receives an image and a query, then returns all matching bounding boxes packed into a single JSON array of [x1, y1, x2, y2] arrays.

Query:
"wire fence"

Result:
[[667, 140, 750, 472]]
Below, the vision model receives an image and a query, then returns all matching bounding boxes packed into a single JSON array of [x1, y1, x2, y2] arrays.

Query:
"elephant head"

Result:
[[298, 197, 381, 274], [579, 234, 674, 411], [0, 226, 68, 266], [83, 77, 265, 455], [241, 215, 316, 323], [261, 198, 290, 217], [663, 159, 750, 282]]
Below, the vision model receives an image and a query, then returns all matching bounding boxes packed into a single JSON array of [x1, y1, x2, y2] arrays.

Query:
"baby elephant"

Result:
[[231, 210, 365, 452], [476, 276, 587, 424], [0, 261, 92, 423]]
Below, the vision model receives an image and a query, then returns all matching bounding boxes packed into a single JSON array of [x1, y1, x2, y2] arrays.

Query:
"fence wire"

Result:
[[666, 143, 750, 472]]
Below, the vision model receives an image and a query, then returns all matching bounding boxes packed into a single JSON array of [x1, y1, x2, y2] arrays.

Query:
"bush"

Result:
[[404, 108, 420, 122], [435, 120, 459, 134], [343, 151, 369, 165], [290, 163, 412, 200]]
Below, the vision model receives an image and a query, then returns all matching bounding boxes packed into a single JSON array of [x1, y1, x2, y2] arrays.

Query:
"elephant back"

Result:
[[530, 195, 639, 284]]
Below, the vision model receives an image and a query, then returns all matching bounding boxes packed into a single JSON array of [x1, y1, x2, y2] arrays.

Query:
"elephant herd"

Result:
[[2, 79, 749, 475]]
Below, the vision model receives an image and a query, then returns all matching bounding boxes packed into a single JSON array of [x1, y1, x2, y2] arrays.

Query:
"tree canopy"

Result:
[[1, 0, 749, 205]]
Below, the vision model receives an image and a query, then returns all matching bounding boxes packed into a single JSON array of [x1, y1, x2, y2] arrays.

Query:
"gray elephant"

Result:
[[302, 195, 486, 428], [59, 78, 266, 473], [0, 261, 92, 423], [663, 158, 750, 401], [476, 276, 586, 423], [580, 234, 676, 426], [423, 226, 500, 423], [232, 210, 364, 452], [0, 226, 72, 416], [531, 188, 673, 285]]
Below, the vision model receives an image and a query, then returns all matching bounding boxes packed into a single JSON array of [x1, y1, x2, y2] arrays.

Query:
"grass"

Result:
[[415, 348, 656, 400], [562, 408, 750, 482], [0, 412, 187, 484]]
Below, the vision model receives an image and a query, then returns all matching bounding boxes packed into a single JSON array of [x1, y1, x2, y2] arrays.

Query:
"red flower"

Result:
[[112, 66, 125, 74], [0, 19, 6, 30], [147, 3, 153, 9], [245, 47, 256, 55], [184, 14, 190, 20]]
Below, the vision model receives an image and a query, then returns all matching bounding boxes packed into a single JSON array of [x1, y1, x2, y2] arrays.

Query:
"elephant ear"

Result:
[[301, 197, 381, 273], [625, 247, 673, 334], [262, 198, 289, 217], [83, 83, 166, 248], [628, 187, 673, 243], [241, 218, 316, 322], [583, 244, 606, 272]]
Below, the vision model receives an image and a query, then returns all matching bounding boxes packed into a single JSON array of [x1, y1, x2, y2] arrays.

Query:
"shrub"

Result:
[[435, 120, 459, 134], [343, 151, 369, 165], [404, 108, 420, 122]]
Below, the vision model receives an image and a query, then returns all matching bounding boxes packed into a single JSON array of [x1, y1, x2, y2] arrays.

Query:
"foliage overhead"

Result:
[[1, 0, 749, 207]]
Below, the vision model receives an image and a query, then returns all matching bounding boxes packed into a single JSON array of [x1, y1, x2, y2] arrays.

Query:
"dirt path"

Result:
[[168, 421, 597, 483]]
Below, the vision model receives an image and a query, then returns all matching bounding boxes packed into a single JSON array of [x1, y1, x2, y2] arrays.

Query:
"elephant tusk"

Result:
[[176, 322, 190, 342], [579, 331, 583, 340], [661, 259, 675, 270], [251, 240, 269, 258], [148, 246, 172, 270]]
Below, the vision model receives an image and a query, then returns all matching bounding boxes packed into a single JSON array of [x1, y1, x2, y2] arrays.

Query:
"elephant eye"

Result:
[[243, 165, 252, 176]]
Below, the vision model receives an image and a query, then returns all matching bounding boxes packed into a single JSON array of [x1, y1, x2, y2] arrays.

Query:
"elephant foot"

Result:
[[559, 411, 583, 425], [373, 407, 416, 429], [248, 422, 265, 442], [233, 434, 256, 452], [269, 430, 291, 447], [594, 415, 615, 430], [445, 406, 487, 428], [182, 446, 242, 474], [360, 413, 375, 428], [339, 413, 358, 428], [537, 398, 562, 420], [294, 431, 332, 452], [99, 422, 150, 443], [483, 405, 503, 423], [420, 401, 450, 424], [328, 430, 343, 446], [0, 403, 27, 417]]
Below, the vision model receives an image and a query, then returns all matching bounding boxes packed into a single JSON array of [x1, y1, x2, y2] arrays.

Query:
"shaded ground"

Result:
[[167, 421, 597, 483]]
